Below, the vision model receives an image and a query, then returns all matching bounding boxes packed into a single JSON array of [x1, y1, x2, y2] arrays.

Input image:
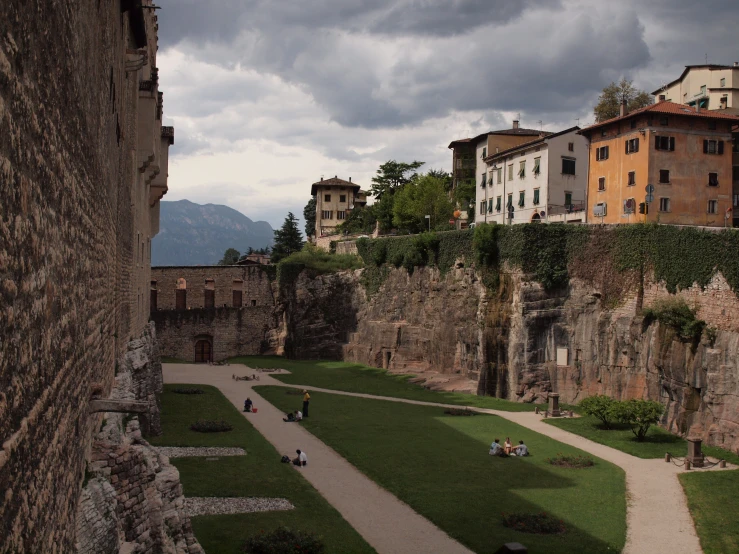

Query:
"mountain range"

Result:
[[152, 200, 274, 266]]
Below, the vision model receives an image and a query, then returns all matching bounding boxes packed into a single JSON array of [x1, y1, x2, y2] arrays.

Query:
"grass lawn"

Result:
[[150, 384, 373, 554], [545, 415, 739, 464], [231, 355, 542, 412], [679, 471, 739, 554], [256, 385, 627, 554]]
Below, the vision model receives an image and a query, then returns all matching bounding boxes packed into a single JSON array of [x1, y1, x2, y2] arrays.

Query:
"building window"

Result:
[[733, 194, 739, 208], [321, 210, 332, 219], [659, 198, 670, 212], [495, 196, 501, 211], [481, 172, 487, 188], [204, 278, 215, 309], [518, 161, 525, 179], [497, 168, 502, 184], [533, 157, 541, 176], [507, 193, 513, 209], [508, 164, 514, 181], [595, 146, 609, 161], [340, 194, 346, 202], [598, 177, 606, 191], [562, 158, 576, 175], [489, 171, 495, 185], [628, 171, 636, 186], [708, 120, 717, 130], [482, 147, 487, 159], [324, 194, 331, 202], [659, 169, 670, 183], [480, 201, 486, 215], [251, 299, 257, 307], [721, 77, 726, 87], [176, 278, 187, 310], [701, 85, 707, 96], [708, 173, 719, 187], [233, 280, 243, 308], [337, 211, 346, 220], [518, 191, 525, 207], [655, 136, 675, 151], [564, 192, 572, 210], [568, 142, 574, 152], [533, 188, 540, 205], [625, 138, 639, 154], [488, 198, 493, 213], [704, 140, 724, 154], [708, 200, 718, 214], [659, 117, 668, 126]]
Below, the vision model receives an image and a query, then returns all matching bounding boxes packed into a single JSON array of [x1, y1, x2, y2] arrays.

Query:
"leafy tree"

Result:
[[579, 395, 618, 429], [303, 197, 317, 238], [271, 212, 303, 263], [612, 399, 665, 442], [218, 248, 240, 265], [594, 78, 652, 122], [369, 160, 424, 199], [336, 204, 377, 235], [426, 168, 453, 192], [454, 179, 477, 223], [392, 174, 454, 234], [255, 246, 271, 254]]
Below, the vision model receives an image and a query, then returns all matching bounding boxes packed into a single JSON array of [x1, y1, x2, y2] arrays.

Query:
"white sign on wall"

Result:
[[556, 348, 569, 367]]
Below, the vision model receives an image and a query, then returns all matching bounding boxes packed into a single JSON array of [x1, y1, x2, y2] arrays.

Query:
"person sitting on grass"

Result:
[[243, 398, 253, 412], [512, 440, 529, 457], [504, 437, 513, 455], [283, 410, 303, 422], [489, 439, 508, 457], [293, 449, 307, 466]]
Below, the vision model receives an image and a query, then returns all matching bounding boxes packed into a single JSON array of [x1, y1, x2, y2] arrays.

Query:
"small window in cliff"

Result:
[[251, 299, 257, 307], [176, 278, 187, 310], [204, 279, 215, 309], [233, 280, 243, 308]]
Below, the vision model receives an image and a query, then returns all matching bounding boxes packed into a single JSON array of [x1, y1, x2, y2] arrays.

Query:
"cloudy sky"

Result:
[[156, 0, 738, 231]]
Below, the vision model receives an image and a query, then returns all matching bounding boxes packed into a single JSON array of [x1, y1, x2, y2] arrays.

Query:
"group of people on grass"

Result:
[[490, 437, 529, 457]]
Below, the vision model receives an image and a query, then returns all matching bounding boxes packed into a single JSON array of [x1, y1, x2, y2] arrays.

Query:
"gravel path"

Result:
[[184, 497, 293, 517], [154, 447, 246, 458]]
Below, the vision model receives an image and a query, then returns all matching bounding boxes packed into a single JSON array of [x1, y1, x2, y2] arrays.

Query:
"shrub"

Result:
[[501, 512, 566, 535], [279, 244, 364, 275], [172, 387, 204, 395], [243, 527, 324, 554], [641, 298, 706, 343], [190, 420, 233, 433], [611, 399, 665, 442], [579, 395, 618, 429], [546, 453, 595, 468], [443, 408, 476, 416]]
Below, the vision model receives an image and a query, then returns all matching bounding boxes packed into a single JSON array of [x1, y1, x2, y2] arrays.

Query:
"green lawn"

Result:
[[231, 355, 542, 412], [545, 415, 739, 464], [150, 384, 374, 554], [680, 471, 739, 554], [256, 385, 627, 554]]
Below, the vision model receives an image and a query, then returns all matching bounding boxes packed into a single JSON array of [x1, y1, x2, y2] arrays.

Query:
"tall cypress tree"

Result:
[[271, 212, 303, 262]]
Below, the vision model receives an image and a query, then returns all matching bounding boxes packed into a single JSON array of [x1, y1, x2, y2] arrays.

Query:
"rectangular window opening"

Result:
[[659, 169, 670, 184]]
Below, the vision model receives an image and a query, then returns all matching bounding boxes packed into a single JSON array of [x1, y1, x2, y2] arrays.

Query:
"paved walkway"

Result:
[[164, 363, 735, 554], [163, 364, 473, 554]]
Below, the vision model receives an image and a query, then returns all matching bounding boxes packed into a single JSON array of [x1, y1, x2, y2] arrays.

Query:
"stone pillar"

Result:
[[548, 393, 560, 417], [687, 438, 704, 468]]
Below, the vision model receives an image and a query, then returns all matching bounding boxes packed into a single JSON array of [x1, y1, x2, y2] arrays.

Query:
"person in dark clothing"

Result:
[[243, 398, 253, 412], [302, 390, 310, 418]]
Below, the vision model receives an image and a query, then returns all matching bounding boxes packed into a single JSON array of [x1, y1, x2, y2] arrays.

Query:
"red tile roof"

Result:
[[448, 128, 550, 149], [311, 177, 360, 196], [580, 101, 739, 134]]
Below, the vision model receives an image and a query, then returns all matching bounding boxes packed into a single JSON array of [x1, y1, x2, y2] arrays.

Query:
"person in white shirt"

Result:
[[295, 410, 303, 421], [293, 449, 307, 466], [513, 440, 529, 456]]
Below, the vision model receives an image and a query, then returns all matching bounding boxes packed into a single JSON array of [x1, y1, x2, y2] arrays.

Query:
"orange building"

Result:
[[581, 101, 739, 226]]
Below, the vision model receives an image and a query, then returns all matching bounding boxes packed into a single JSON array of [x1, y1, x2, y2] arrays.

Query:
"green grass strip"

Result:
[[680, 471, 739, 554], [256, 385, 626, 554]]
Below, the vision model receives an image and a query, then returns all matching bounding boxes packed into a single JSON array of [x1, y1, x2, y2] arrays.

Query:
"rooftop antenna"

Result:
[[705, 53, 708, 64]]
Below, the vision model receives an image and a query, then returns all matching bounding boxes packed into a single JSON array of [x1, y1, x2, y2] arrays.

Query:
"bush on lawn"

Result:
[[172, 387, 204, 395], [579, 395, 618, 429], [444, 408, 476, 416], [611, 399, 665, 442], [243, 526, 324, 554], [190, 420, 233, 433], [546, 453, 595, 469], [501, 512, 566, 535]]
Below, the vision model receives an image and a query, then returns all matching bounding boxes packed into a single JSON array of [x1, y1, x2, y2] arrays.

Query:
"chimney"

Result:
[[734, 62, 738, 67], [320, 176, 323, 181], [619, 98, 628, 117], [513, 120, 519, 130], [696, 103, 701, 113], [658, 94, 666, 102], [335, 175, 337, 179], [349, 177, 352, 182]]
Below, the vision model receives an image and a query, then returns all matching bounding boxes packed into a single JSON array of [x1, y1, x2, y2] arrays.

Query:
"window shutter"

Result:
[[634, 138, 639, 153], [596, 148, 600, 161], [669, 137, 675, 151], [704, 140, 709, 154], [625, 140, 629, 154], [718, 141, 725, 155], [605, 146, 609, 159], [655, 136, 660, 150]]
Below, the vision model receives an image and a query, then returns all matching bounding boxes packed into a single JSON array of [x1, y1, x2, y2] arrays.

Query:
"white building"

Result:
[[476, 127, 589, 224]]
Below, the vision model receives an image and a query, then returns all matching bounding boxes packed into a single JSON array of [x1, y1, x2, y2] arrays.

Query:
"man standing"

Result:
[[302, 389, 311, 418]]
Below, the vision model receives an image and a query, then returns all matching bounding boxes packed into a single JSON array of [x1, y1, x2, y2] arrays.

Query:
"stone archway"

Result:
[[194, 337, 213, 363], [531, 212, 542, 223]]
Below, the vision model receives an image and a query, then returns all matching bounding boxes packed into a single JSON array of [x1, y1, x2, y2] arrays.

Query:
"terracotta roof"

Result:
[[448, 128, 550, 149], [652, 64, 738, 95], [580, 101, 739, 134], [311, 177, 360, 196], [484, 126, 580, 162]]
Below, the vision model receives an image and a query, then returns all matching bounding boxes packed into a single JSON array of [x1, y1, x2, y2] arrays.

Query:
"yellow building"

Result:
[[581, 101, 739, 226], [654, 64, 739, 110], [311, 176, 368, 237]]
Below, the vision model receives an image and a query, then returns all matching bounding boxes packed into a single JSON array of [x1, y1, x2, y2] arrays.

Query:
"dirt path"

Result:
[[163, 364, 473, 554]]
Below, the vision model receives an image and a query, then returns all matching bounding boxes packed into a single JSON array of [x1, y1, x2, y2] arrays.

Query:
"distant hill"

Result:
[[152, 200, 274, 266]]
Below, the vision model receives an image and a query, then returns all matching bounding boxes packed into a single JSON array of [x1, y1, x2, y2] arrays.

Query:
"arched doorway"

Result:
[[194, 337, 213, 363], [531, 212, 542, 223]]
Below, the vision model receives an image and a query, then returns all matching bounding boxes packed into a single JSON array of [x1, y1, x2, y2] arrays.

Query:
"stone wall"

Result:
[[0, 1, 172, 551]]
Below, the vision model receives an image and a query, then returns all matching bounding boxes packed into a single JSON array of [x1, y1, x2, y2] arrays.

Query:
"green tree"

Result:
[[218, 248, 240, 265], [426, 168, 453, 192], [369, 160, 424, 199], [271, 212, 303, 263], [336, 204, 377, 235], [579, 395, 618, 430], [612, 399, 665, 442], [303, 197, 317, 238], [392, 174, 454, 234], [454, 179, 477, 223], [594, 78, 652, 122]]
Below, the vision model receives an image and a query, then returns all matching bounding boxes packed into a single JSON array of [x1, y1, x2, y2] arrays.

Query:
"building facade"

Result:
[[311, 176, 368, 237], [581, 101, 738, 226], [654, 64, 739, 110], [478, 127, 588, 224]]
